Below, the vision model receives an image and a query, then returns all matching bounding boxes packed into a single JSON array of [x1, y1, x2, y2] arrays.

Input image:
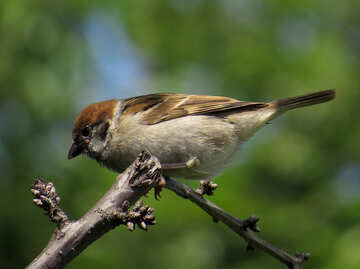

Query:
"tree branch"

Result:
[[28, 152, 310, 269], [164, 177, 310, 269], [27, 152, 161, 269]]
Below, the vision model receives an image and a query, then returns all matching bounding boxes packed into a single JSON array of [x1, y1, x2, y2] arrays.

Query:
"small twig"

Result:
[[116, 200, 156, 231], [31, 179, 69, 227], [243, 215, 260, 232], [27, 151, 161, 269], [195, 180, 218, 196], [164, 177, 310, 269]]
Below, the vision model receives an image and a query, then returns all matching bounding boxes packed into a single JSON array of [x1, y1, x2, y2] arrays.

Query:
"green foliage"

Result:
[[0, 0, 359, 268]]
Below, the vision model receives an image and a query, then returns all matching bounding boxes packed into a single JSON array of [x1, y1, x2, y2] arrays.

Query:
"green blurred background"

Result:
[[1, 0, 359, 268]]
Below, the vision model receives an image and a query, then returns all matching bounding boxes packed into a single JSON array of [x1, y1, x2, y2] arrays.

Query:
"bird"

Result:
[[68, 89, 335, 180]]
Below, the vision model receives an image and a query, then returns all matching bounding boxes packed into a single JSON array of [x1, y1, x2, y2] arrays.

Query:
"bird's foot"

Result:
[[154, 175, 166, 200]]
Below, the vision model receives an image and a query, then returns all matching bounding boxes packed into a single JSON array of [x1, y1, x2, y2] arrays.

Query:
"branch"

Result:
[[28, 152, 310, 269], [27, 152, 161, 269], [164, 178, 310, 269]]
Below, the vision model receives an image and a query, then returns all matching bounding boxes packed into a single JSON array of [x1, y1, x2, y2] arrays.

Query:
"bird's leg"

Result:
[[161, 157, 200, 170], [155, 157, 200, 199]]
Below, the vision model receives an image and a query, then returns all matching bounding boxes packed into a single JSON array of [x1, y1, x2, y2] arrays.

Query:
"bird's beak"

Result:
[[67, 142, 83, 159]]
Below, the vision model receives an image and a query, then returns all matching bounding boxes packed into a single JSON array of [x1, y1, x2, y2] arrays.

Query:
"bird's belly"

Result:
[[103, 115, 240, 179]]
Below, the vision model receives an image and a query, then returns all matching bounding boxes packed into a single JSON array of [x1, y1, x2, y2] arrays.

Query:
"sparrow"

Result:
[[68, 89, 335, 180]]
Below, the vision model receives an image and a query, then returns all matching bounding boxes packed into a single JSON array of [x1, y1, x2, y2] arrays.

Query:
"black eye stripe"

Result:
[[81, 126, 91, 137], [79, 122, 109, 141]]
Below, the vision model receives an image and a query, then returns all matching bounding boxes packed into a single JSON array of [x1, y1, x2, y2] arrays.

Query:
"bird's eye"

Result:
[[81, 126, 91, 137]]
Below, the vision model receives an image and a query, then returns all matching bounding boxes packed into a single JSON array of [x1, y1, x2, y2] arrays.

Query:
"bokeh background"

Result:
[[1, 0, 360, 268]]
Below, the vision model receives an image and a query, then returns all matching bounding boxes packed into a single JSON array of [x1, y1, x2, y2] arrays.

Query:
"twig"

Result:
[[27, 152, 161, 269], [195, 180, 218, 196], [164, 177, 310, 269], [31, 179, 69, 227]]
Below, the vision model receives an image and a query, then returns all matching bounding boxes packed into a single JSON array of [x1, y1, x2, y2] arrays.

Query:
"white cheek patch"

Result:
[[89, 139, 107, 156]]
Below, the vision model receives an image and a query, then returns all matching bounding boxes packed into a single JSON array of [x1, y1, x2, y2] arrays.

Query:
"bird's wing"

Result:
[[122, 93, 268, 125]]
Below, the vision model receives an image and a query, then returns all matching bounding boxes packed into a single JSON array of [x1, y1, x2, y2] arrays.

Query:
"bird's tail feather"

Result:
[[273, 89, 336, 112]]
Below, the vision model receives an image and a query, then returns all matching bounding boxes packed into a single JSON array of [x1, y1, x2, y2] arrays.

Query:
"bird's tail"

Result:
[[273, 89, 336, 112]]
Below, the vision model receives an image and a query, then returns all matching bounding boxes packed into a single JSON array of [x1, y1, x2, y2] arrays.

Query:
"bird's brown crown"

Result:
[[72, 100, 118, 139]]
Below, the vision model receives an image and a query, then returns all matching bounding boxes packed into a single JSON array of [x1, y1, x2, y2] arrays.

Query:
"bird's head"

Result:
[[68, 99, 119, 161]]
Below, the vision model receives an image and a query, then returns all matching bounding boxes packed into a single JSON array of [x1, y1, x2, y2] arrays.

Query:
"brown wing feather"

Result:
[[123, 93, 268, 125]]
